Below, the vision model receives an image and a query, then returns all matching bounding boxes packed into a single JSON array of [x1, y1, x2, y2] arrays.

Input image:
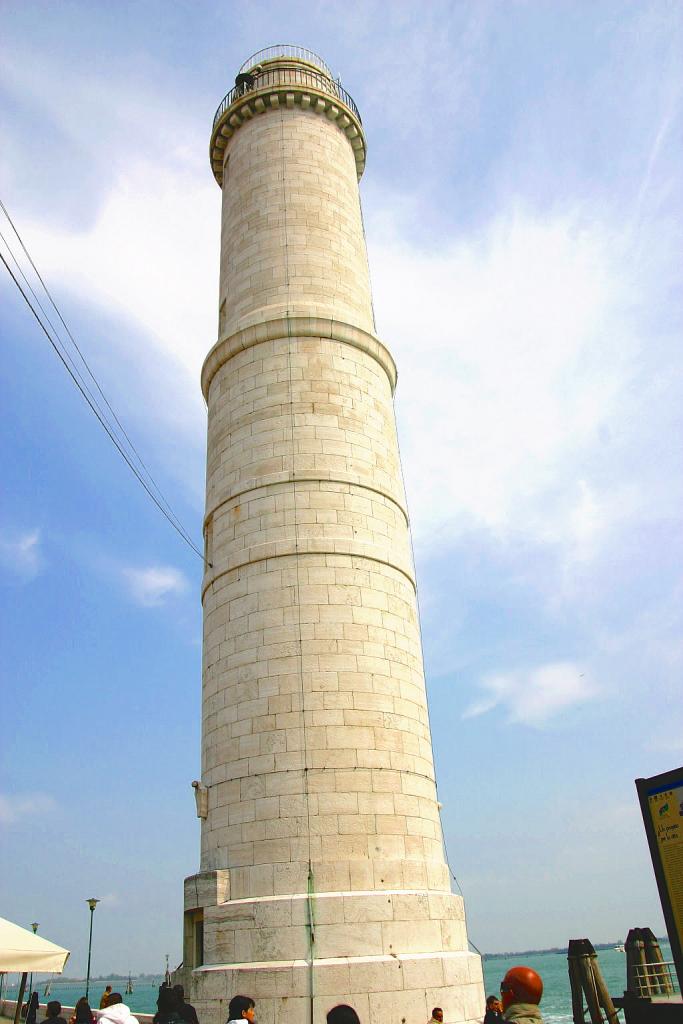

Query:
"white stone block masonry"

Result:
[[178, 48, 484, 1024]]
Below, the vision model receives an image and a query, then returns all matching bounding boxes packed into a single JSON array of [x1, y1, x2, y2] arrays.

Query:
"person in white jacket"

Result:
[[97, 994, 138, 1024]]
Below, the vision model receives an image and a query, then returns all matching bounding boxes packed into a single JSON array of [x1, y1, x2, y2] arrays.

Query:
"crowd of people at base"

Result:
[[21, 982, 200, 1024], [21, 962, 544, 1024], [223, 965, 545, 1024]]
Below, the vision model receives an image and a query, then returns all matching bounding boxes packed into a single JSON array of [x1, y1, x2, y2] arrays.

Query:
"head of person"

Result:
[[172, 987, 185, 1004], [28, 993, 39, 1010], [227, 997, 255, 1024], [107, 995, 123, 1008], [326, 1006, 361, 1024], [46, 1003, 62, 1019], [75, 999, 92, 1023], [431, 1010, 443, 1024], [157, 989, 180, 1017], [486, 996, 501, 1010], [500, 967, 543, 1012]]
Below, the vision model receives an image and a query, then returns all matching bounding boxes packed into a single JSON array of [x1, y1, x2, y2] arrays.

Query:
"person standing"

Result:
[[483, 995, 503, 1024], [25, 992, 40, 1024], [99, 988, 112, 1010], [41, 1002, 67, 1024], [500, 967, 544, 1024], [172, 986, 198, 1024], [70, 999, 95, 1024], [153, 989, 183, 1024], [97, 993, 138, 1024], [226, 996, 255, 1024]]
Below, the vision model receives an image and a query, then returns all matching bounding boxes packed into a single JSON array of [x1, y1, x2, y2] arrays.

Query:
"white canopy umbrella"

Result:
[[0, 917, 70, 1024], [0, 917, 70, 973]]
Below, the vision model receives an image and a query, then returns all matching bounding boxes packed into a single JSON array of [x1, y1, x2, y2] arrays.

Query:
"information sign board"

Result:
[[636, 767, 683, 991]]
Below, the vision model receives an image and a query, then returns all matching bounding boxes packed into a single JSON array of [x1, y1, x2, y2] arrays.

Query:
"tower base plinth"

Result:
[[191, 950, 484, 1024], [179, 878, 484, 1024]]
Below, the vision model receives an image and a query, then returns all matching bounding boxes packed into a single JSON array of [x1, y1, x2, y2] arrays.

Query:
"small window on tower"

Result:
[[194, 916, 204, 967], [219, 300, 227, 337]]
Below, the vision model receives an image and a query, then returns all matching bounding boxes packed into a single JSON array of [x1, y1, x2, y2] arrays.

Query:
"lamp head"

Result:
[[31, 922, 39, 933], [86, 898, 100, 912]]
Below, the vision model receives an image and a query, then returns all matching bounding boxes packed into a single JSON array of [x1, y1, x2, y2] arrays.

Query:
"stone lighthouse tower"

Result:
[[179, 44, 484, 1024]]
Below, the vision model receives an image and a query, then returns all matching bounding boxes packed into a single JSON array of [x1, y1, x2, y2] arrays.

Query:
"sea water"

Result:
[[13, 944, 664, 1022], [482, 946, 637, 1024]]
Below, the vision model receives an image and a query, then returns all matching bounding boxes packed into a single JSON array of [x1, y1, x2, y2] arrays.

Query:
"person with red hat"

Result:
[[499, 966, 544, 1024]]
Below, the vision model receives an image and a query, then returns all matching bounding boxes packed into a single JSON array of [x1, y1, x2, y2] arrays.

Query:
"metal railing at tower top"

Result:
[[212, 65, 361, 130], [238, 44, 334, 78]]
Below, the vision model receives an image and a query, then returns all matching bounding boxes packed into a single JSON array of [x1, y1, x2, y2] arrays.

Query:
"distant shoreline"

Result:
[[482, 938, 670, 959], [26, 939, 672, 978], [41, 976, 164, 984]]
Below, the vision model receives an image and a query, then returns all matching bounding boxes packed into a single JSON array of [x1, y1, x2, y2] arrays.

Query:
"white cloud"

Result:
[[0, 792, 57, 825], [0, 528, 43, 580], [3, 27, 678, 614], [121, 564, 188, 607], [4, 46, 673, 585], [0, 46, 206, 181], [1, 54, 215, 480], [369, 203, 638, 559], [463, 661, 596, 726], [15, 159, 218, 386], [646, 732, 683, 756], [97, 893, 120, 907], [568, 480, 604, 562]]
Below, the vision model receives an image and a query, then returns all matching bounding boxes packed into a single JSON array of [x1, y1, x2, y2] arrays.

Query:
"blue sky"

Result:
[[1, 0, 681, 974]]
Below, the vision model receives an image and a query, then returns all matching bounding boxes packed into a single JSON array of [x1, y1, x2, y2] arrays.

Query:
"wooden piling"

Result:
[[567, 938, 620, 1024], [568, 954, 588, 1023], [626, 928, 648, 996], [642, 926, 674, 996]]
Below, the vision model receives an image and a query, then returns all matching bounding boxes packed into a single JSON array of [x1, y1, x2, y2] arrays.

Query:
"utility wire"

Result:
[[0, 223, 189, 546], [0, 247, 206, 564], [0, 200, 204, 560], [0, 224, 193, 548], [0, 227, 109, 417], [0, 198, 185, 530]]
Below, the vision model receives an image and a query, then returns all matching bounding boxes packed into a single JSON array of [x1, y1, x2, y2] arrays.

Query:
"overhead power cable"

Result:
[[0, 197, 180, 528], [0, 206, 207, 565], [0, 226, 121, 437], [0, 247, 205, 562]]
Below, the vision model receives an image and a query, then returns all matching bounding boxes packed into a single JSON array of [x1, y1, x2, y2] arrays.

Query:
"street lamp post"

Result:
[[84, 899, 100, 1001], [29, 923, 39, 1002]]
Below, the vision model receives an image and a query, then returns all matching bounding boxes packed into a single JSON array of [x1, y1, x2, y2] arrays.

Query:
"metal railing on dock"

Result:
[[631, 960, 679, 998]]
